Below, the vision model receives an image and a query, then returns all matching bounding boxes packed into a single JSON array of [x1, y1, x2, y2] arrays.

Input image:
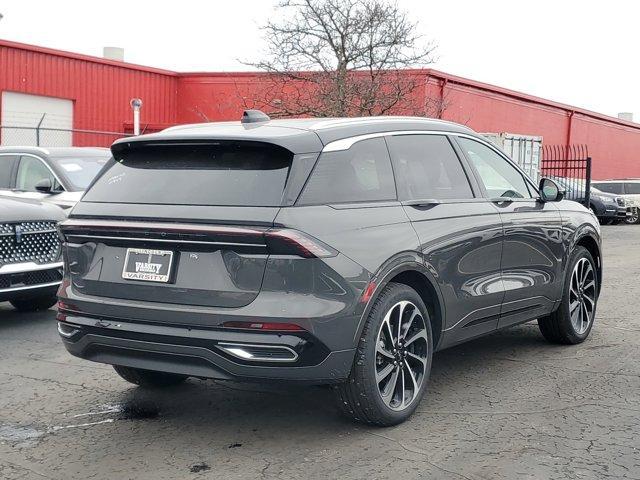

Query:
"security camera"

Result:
[[130, 98, 143, 109]]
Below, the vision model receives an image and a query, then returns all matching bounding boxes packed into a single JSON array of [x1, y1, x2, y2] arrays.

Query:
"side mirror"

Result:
[[34, 178, 53, 193], [539, 177, 564, 202]]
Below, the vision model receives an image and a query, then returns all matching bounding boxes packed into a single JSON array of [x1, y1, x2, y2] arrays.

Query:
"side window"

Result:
[[457, 137, 532, 199], [16, 156, 59, 192], [387, 134, 474, 201], [624, 183, 640, 194], [297, 137, 396, 205], [593, 182, 623, 194], [0, 155, 18, 188]]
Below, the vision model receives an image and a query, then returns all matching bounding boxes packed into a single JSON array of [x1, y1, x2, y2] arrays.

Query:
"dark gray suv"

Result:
[[57, 112, 602, 426]]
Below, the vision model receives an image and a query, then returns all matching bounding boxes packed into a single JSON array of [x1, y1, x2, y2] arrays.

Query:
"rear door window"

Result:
[[386, 134, 474, 200], [592, 182, 624, 194], [297, 137, 396, 205], [83, 142, 293, 206], [0, 155, 18, 188]]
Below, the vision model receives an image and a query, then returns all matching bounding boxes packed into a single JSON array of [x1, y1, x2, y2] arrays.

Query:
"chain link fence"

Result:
[[0, 125, 131, 148]]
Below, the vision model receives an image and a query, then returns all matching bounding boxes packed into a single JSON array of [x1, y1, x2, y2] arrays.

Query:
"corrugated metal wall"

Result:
[[0, 40, 178, 146], [3, 39, 640, 179]]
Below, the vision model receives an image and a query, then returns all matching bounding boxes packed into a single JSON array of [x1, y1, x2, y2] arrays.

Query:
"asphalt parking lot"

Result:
[[1, 226, 639, 480]]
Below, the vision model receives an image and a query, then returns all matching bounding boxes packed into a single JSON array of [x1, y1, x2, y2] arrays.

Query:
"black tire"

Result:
[[538, 246, 598, 344], [334, 283, 433, 426], [600, 218, 614, 225], [9, 295, 57, 312], [625, 208, 640, 224], [113, 365, 188, 387]]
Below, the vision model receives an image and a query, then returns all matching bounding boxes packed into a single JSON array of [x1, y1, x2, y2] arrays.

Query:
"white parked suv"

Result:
[[591, 180, 640, 224]]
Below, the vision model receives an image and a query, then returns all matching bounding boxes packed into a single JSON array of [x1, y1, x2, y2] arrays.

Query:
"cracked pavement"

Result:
[[1, 225, 639, 479]]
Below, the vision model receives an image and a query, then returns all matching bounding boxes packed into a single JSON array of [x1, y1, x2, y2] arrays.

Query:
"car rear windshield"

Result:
[[82, 142, 293, 206]]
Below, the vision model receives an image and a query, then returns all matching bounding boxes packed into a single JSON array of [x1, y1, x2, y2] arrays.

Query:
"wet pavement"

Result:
[[1, 225, 639, 479]]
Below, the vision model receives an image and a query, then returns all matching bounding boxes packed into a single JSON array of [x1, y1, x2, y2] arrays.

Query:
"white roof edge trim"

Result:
[[323, 130, 468, 152], [311, 116, 463, 130]]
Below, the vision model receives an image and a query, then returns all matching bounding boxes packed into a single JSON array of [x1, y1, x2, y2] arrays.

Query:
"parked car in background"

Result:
[[56, 113, 603, 426], [0, 196, 64, 311], [591, 179, 640, 224], [0, 147, 111, 211], [550, 176, 627, 224]]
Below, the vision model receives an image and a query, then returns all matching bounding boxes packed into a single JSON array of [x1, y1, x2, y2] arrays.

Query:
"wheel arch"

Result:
[[354, 257, 446, 351], [569, 225, 602, 296]]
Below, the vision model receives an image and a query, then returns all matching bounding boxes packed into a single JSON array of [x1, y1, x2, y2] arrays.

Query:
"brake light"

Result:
[[265, 229, 337, 258], [222, 321, 305, 332]]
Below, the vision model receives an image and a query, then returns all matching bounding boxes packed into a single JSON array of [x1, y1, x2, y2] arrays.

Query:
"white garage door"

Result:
[[1, 91, 73, 146]]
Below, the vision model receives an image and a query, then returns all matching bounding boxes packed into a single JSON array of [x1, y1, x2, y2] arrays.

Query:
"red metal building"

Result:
[[1, 38, 639, 179]]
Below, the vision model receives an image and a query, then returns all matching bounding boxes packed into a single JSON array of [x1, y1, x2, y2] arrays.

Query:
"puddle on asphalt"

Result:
[[0, 425, 44, 447], [0, 400, 162, 448]]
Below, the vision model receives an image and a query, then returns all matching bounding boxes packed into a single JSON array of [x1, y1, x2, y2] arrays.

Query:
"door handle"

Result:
[[402, 199, 441, 208], [490, 198, 514, 205]]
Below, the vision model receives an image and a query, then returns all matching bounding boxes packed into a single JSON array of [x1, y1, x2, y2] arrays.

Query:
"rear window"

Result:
[[297, 137, 396, 205], [387, 134, 474, 200], [83, 142, 293, 206]]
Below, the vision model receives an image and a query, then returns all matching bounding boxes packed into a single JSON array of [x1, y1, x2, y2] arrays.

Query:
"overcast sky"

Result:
[[0, 0, 638, 120]]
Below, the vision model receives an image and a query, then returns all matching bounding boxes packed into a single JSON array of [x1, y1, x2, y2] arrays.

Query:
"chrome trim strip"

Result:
[[57, 322, 78, 338], [0, 229, 57, 237], [321, 130, 539, 193], [0, 261, 63, 274], [61, 218, 265, 236], [0, 280, 61, 294], [217, 342, 299, 363], [67, 234, 266, 248], [312, 116, 460, 130]]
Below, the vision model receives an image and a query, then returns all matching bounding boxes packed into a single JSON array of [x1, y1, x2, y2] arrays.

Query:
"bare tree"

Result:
[[241, 0, 437, 117]]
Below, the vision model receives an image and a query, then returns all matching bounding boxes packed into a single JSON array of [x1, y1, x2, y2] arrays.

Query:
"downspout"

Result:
[[566, 110, 574, 159], [440, 78, 448, 119], [564, 110, 574, 177]]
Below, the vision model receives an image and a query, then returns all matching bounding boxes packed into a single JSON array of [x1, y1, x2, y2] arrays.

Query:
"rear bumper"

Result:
[[57, 313, 355, 384]]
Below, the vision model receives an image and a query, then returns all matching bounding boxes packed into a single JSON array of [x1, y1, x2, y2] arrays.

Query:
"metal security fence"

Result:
[[0, 125, 130, 148], [540, 144, 591, 206]]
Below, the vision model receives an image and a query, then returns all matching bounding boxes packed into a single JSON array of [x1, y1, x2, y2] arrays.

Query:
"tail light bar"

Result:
[[264, 229, 336, 258], [58, 219, 337, 259]]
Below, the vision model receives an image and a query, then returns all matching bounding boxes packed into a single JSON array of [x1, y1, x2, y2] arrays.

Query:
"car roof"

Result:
[[111, 116, 478, 155], [0, 146, 110, 158], [592, 178, 640, 183]]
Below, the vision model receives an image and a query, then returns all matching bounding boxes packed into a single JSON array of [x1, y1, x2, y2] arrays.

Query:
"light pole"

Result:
[[130, 98, 142, 136]]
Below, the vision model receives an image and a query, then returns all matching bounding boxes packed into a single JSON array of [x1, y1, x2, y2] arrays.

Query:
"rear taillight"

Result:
[[222, 321, 305, 332], [265, 229, 337, 258], [58, 220, 337, 259]]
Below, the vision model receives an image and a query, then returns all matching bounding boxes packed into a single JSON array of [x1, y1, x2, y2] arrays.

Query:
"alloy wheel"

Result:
[[375, 301, 429, 411], [569, 257, 596, 335], [626, 210, 639, 224]]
